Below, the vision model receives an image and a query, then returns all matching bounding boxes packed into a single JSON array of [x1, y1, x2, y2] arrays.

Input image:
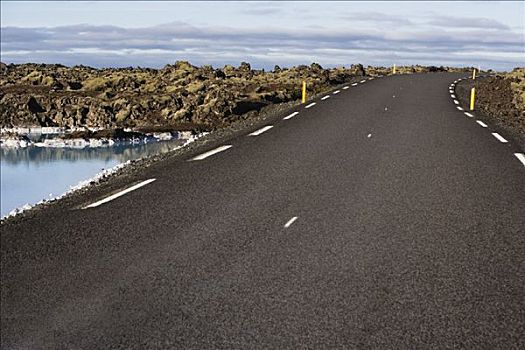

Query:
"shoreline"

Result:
[[0, 128, 194, 149], [0, 132, 205, 221]]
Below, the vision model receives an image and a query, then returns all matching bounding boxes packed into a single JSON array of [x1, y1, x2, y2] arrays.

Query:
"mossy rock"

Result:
[[141, 81, 158, 93], [83, 77, 110, 91], [165, 85, 181, 94], [172, 108, 190, 121], [21, 71, 56, 86], [41, 76, 56, 86], [115, 108, 131, 122], [21, 71, 42, 84], [186, 82, 205, 94], [83, 75, 124, 91], [112, 97, 129, 110], [174, 61, 196, 72]]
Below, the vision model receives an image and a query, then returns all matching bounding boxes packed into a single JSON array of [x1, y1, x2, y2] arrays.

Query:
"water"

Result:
[[1, 140, 186, 217]]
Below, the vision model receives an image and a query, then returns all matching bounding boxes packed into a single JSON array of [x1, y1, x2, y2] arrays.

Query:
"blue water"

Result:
[[1, 140, 184, 217]]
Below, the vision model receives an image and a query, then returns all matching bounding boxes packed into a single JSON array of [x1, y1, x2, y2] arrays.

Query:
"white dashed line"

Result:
[[284, 216, 298, 228], [305, 102, 316, 109], [456, 106, 464, 111], [360, 79, 366, 83], [464, 112, 474, 117], [492, 133, 508, 143], [450, 94, 456, 98], [454, 80, 458, 83], [351, 83, 358, 86], [342, 86, 349, 90], [368, 77, 374, 80], [249, 125, 274, 136], [333, 90, 340, 95], [453, 100, 460, 105], [514, 153, 525, 167], [283, 111, 299, 120], [321, 95, 330, 100], [476, 120, 488, 128], [458, 78, 463, 81], [83, 179, 156, 209], [367, 134, 372, 138], [191, 145, 233, 160]]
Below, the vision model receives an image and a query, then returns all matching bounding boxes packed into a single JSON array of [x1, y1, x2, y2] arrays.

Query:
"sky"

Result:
[[1, 1, 524, 71]]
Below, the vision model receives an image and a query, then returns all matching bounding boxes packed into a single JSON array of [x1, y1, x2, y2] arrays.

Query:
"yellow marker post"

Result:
[[393, 64, 396, 74], [302, 81, 306, 104], [472, 68, 476, 80], [470, 88, 476, 111]]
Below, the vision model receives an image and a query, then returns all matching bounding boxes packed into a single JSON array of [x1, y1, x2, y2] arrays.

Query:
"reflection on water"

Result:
[[1, 140, 185, 217]]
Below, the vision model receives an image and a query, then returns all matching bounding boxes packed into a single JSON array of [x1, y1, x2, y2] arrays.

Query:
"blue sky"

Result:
[[1, 1, 524, 71]]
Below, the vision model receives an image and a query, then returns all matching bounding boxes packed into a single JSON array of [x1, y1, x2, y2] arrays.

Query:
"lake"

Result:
[[1, 139, 186, 218]]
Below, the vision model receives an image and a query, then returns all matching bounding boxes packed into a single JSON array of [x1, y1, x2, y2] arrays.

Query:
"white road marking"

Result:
[[351, 83, 358, 86], [305, 102, 316, 109], [492, 133, 508, 143], [333, 90, 340, 95], [450, 94, 456, 98], [360, 79, 366, 83], [83, 179, 156, 209], [368, 77, 374, 80], [514, 153, 525, 167], [284, 111, 299, 120], [321, 95, 330, 100], [476, 120, 488, 127], [454, 80, 458, 83], [464, 112, 474, 117], [284, 216, 298, 228], [453, 100, 460, 105], [191, 145, 233, 160], [249, 125, 273, 136], [367, 134, 372, 138], [343, 86, 349, 90], [456, 106, 464, 111], [458, 78, 463, 81]]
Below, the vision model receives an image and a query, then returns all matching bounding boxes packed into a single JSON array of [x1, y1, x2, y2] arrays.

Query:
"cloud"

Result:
[[339, 12, 414, 26], [425, 15, 510, 30], [240, 6, 282, 16], [1, 20, 523, 70]]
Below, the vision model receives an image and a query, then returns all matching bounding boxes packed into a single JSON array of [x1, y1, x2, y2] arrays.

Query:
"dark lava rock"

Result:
[[0, 61, 473, 132]]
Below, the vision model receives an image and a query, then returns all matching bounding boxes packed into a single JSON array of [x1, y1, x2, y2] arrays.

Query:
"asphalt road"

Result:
[[2, 73, 524, 349]]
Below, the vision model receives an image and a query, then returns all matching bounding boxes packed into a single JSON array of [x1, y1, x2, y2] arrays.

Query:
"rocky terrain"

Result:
[[474, 67, 525, 138], [1, 61, 471, 134]]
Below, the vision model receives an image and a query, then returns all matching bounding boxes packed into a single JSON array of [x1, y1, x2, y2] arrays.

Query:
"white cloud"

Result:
[[1, 19, 522, 70]]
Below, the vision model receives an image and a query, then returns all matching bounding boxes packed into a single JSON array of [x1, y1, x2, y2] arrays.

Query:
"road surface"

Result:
[[2, 72, 524, 349]]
